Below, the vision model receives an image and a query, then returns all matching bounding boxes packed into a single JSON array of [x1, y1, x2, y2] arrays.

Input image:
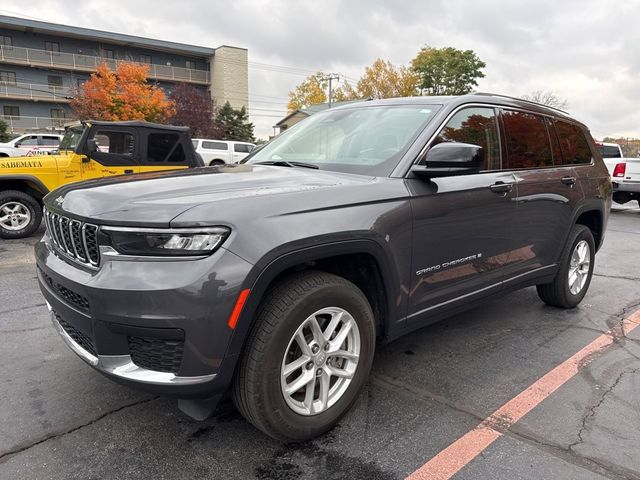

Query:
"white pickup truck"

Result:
[[599, 143, 640, 206]]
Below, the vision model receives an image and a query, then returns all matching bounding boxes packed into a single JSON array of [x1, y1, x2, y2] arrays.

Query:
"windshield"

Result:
[[245, 105, 439, 176], [59, 126, 84, 151]]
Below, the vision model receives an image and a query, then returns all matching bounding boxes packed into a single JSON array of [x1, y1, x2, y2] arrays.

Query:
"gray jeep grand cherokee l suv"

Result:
[[35, 94, 611, 441]]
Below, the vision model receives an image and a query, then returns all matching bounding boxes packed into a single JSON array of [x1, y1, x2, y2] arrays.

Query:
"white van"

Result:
[[192, 139, 255, 166]]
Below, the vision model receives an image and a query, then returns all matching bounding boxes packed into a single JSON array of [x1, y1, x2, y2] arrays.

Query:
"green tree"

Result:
[[217, 101, 254, 142], [0, 118, 10, 143], [410, 46, 486, 95], [287, 72, 328, 110]]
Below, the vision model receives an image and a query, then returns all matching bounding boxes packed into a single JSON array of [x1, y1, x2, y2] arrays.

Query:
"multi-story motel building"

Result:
[[0, 15, 248, 133]]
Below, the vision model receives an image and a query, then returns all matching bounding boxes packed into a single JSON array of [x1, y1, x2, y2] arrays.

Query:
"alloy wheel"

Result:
[[568, 240, 590, 295], [0, 201, 31, 231], [280, 307, 360, 416]]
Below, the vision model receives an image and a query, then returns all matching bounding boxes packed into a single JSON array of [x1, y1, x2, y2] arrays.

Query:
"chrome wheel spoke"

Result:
[[317, 371, 331, 411], [326, 364, 355, 379], [330, 317, 353, 349], [322, 310, 344, 341], [283, 355, 310, 377], [294, 331, 312, 357], [303, 376, 317, 413], [328, 349, 359, 361], [308, 315, 325, 345], [284, 369, 314, 395]]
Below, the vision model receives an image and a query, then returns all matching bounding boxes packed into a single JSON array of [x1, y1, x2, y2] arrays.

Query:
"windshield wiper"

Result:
[[254, 160, 319, 169]]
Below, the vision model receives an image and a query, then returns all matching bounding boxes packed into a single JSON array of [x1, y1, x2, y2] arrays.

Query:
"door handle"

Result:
[[124, 169, 134, 175], [489, 182, 513, 194], [561, 176, 576, 185]]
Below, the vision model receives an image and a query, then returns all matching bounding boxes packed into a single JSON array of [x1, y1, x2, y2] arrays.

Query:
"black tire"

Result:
[[613, 192, 632, 205], [232, 270, 375, 442], [536, 224, 595, 308], [209, 159, 225, 166], [0, 190, 42, 239]]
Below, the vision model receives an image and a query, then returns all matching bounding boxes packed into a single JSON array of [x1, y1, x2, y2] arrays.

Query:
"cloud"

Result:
[[3, 0, 639, 139]]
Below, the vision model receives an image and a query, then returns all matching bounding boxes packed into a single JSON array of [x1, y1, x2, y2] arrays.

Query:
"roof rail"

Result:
[[472, 92, 570, 115]]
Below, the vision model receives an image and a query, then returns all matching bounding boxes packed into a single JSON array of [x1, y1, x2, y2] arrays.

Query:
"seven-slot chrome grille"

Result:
[[44, 208, 100, 267]]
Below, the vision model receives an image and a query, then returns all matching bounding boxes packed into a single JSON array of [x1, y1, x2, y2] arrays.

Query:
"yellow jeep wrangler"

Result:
[[0, 120, 204, 239]]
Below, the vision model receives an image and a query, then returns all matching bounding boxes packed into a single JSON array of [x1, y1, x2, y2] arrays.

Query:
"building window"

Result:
[[103, 49, 114, 59], [44, 41, 60, 54], [185, 60, 196, 70], [3, 106, 20, 118], [51, 108, 66, 119], [0, 71, 17, 85], [48, 75, 63, 87], [0, 35, 12, 49], [139, 54, 152, 64], [77, 78, 86, 89]]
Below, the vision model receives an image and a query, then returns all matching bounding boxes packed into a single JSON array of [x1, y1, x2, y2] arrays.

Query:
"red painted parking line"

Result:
[[406, 309, 640, 480]]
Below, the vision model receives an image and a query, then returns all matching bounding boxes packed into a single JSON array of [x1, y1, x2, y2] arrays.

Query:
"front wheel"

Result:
[[0, 190, 42, 239], [232, 271, 375, 442], [537, 224, 595, 308]]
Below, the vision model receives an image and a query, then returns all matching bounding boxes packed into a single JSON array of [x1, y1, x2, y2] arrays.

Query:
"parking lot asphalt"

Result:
[[1, 204, 639, 480]]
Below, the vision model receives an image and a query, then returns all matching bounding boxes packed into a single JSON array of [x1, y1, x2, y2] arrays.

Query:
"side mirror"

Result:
[[84, 138, 98, 163], [86, 138, 98, 153], [411, 142, 483, 179]]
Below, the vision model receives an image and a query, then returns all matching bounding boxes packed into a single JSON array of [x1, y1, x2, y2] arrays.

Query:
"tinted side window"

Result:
[[90, 130, 135, 165], [502, 110, 552, 169], [602, 145, 621, 159], [234, 144, 252, 153], [41, 136, 60, 146], [555, 121, 593, 165], [202, 141, 228, 150], [430, 107, 500, 170], [147, 133, 185, 163]]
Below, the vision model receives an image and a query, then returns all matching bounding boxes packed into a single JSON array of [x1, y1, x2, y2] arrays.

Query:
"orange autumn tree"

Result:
[[71, 62, 175, 122]]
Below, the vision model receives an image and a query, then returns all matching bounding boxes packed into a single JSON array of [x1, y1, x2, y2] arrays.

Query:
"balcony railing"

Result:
[[0, 81, 72, 102], [1, 115, 71, 133], [0, 45, 210, 85]]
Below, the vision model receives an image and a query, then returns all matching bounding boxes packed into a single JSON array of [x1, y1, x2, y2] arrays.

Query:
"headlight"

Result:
[[102, 226, 230, 256]]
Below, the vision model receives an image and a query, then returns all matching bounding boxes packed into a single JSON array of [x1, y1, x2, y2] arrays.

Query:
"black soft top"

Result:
[[83, 120, 190, 132]]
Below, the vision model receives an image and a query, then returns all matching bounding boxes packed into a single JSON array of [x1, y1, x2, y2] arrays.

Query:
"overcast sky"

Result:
[[2, 0, 638, 140]]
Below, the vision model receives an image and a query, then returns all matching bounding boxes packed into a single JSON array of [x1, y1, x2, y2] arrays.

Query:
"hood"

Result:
[[46, 164, 384, 226], [0, 154, 55, 172]]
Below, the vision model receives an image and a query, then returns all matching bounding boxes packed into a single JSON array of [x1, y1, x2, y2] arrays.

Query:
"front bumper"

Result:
[[48, 304, 217, 386], [35, 233, 253, 398]]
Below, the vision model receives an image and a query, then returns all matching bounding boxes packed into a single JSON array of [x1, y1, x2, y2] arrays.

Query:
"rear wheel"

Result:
[[613, 192, 633, 205], [0, 190, 42, 239], [232, 271, 375, 441], [537, 224, 595, 308], [209, 159, 225, 167]]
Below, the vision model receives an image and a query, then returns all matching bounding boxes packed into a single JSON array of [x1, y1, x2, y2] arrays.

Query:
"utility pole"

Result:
[[324, 73, 341, 108]]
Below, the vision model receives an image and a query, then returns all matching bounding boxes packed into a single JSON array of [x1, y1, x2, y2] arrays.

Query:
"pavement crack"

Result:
[[593, 273, 640, 282], [0, 396, 157, 464], [568, 368, 639, 454], [372, 373, 640, 480]]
